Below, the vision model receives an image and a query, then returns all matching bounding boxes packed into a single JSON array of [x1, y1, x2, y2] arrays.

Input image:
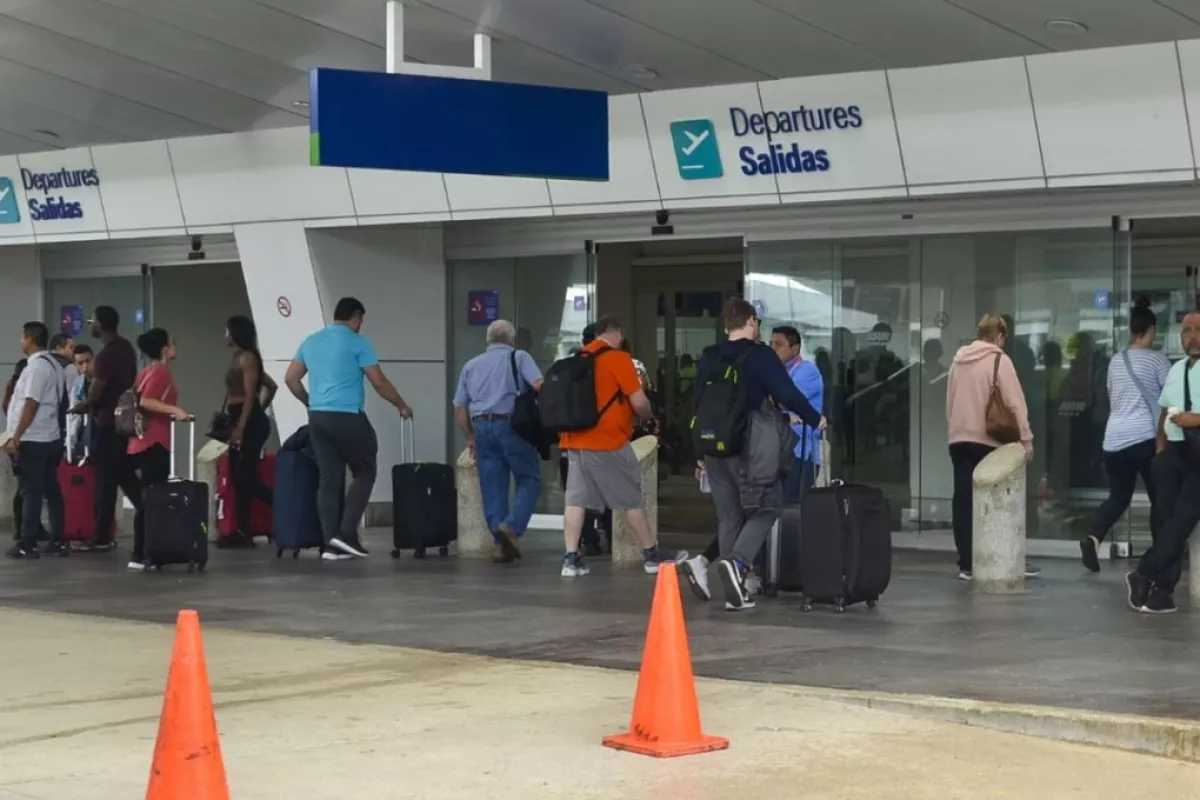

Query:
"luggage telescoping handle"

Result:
[[167, 415, 197, 481], [400, 416, 415, 464]]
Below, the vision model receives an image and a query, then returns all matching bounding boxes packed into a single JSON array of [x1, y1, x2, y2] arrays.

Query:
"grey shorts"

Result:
[[564, 445, 643, 511]]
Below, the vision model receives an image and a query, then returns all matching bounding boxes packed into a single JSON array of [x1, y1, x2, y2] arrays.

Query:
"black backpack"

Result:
[[691, 347, 753, 457], [540, 345, 619, 433]]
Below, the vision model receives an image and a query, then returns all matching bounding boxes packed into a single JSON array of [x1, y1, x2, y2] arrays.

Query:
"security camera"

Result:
[[187, 235, 206, 262], [651, 208, 673, 236]]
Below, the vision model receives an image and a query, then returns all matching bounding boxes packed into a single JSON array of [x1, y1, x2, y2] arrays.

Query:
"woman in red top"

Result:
[[126, 328, 189, 571]]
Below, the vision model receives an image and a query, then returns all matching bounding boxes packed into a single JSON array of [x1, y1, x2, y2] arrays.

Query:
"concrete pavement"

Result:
[[0, 609, 1196, 799]]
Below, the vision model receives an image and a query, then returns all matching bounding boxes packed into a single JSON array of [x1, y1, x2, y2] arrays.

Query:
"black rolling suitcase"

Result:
[[143, 417, 209, 573], [390, 418, 456, 559]]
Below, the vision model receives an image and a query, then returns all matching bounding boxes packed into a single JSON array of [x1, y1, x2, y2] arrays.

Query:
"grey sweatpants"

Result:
[[308, 411, 378, 544], [704, 455, 783, 566]]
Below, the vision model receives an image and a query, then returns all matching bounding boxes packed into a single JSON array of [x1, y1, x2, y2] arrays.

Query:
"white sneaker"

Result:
[[126, 561, 146, 572], [321, 551, 353, 562], [681, 556, 711, 601], [560, 553, 590, 578]]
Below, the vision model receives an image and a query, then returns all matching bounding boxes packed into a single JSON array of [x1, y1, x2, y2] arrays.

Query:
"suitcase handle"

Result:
[[168, 416, 197, 482], [400, 417, 415, 464]]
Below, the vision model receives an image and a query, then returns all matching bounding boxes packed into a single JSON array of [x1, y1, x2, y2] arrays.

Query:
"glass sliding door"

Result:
[[44, 275, 149, 346]]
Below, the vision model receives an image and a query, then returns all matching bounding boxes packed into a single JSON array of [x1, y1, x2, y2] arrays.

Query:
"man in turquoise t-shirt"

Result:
[[285, 297, 413, 561], [1128, 311, 1200, 614]]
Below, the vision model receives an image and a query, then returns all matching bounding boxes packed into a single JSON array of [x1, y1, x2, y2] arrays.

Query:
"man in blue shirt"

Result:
[[454, 319, 544, 564], [769, 325, 824, 501], [285, 297, 413, 561]]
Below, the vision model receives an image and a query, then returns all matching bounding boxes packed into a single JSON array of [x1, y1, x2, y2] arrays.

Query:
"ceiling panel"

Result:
[[950, 0, 1200, 51], [588, 0, 885, 78], [757, 0, 1049, 66]]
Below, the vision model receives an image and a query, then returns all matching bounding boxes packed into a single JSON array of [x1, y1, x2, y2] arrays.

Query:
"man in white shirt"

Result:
[[4, 322, 66, 559]]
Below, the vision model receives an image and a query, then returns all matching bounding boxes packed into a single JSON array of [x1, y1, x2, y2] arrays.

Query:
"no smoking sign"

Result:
[[276, 296, 292, 318]]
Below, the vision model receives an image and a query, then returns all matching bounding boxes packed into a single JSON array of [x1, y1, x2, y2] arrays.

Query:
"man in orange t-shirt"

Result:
[[559, 317, 687, 577]]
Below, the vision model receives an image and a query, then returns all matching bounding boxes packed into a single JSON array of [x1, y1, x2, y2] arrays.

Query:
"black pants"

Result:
[[16, 441, 63, 549], [131, 444, 171, 560], [308, 411, 377, 545], [1090, 439, 1158, 543], [228, 403, 273, 534], [950, 441, 997, 573], [1136, 444, 1200, 593], [93, 425, 142, 546]]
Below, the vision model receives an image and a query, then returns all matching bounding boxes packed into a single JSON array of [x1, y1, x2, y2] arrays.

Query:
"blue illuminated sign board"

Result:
[[671, 104, 863, 180], [309, 68, 610, 181]]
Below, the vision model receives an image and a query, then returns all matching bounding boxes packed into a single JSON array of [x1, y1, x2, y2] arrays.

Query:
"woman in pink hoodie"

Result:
[[945, 314, 1035, 581]]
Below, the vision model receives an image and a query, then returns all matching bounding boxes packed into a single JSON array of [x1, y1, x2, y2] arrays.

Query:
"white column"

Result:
[[972, 443, 1027, 594]]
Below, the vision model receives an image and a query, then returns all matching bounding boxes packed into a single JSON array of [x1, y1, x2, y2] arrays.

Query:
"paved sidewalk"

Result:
[[0, 609, 1196, 800]]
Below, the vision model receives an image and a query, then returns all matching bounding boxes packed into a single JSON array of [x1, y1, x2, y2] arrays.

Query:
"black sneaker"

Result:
[[1126, 571, 1152, 611], [1079, 536, 1101, 573], [6, 543, 40, 559], [41, 541, 69, 557], [329, 535, 369, 558], [717, 559, 756, 611], [1142, 588, 1178, 614]]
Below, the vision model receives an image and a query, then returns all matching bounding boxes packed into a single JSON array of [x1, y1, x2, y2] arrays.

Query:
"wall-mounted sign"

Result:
[[19, 167, 100, 221], [1093, 290, 1111, 310], [573, 296, 587, 312], [468, 290, 499, 327], [671, 103, 863, 181], [59, 305, 84, 337], [134, 308, 145, 325], [277, 296, 292, 318], [0, 177, 19, 225]]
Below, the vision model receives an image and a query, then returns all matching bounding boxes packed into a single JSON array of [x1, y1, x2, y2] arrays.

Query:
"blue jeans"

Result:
[[782, 458, 819, 503], [17, 440, 64, 549], [473, 419, 543, 540]]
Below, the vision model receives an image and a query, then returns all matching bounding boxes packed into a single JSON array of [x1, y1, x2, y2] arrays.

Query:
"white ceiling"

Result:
[[3, 0, 1200, 156]]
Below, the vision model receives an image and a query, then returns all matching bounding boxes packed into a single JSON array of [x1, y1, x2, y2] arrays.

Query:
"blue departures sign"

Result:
[[309, 68, 610, 181]]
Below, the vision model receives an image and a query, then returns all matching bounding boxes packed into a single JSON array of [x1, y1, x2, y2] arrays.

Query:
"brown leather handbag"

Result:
[[985, 353, 1021, 444]]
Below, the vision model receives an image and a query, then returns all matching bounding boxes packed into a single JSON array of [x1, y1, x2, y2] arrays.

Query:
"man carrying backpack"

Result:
[[542, 316, 687, 577], [691, 299, 825, 611]]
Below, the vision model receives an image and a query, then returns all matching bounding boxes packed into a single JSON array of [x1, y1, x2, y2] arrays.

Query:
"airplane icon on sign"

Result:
[[0, 177, 20, 224], [680, 128, 710, 157], [669, 119, 723, 181]]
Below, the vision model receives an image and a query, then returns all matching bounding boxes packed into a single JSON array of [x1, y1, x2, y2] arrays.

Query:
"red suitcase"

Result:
[[216, 451, 275, 538], [58, 459, 97, 541]]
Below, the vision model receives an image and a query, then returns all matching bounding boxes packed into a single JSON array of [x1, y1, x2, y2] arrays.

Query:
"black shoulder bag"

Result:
[[1182, 363, 1200, 461], [510, 350, 548, 453]]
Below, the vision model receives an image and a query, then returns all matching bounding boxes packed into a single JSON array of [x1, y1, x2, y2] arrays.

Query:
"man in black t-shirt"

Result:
[[68, 306, 139, 551]]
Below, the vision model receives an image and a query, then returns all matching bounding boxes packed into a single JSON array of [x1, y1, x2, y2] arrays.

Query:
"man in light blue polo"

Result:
[[285, 297, 413, 561], [770, 325, 824, 500], [454, 319, 544, 564]]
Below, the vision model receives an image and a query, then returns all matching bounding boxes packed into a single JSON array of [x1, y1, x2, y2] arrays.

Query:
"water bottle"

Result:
[[699, 469, 711, 494]]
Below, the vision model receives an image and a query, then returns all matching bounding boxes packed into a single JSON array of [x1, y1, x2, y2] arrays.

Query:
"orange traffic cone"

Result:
[[603, 563, 729, 758], [146, 610, 230, 800]]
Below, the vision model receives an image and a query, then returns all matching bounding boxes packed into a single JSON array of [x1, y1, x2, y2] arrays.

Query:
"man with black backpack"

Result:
[[542, 316, 687, 577], [690, 299, 825, 611]]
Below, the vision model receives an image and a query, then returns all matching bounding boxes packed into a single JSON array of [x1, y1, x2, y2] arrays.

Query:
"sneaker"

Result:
[[42, 541, 69, 557], [497, 525, 522, 562], [1126, 571, 1152, 611], [1079, 536, 1101, 573], [329, 535, 369, 558], [744, 573, 764, 596], [681, 556, 711, 601], [491, 545, 509, 564], [958, 570, 973, 581], [81, 539, 116, 552], [321, 551, 353, 562], [126, 560, 147, 572], [1141, 588, 1178, 614], [6, 543, 39, 559], [717, 559, 756, 611], [560, 552, 590, 578], [642, 545, 688, 575], [1024, 563, 1042, 578]]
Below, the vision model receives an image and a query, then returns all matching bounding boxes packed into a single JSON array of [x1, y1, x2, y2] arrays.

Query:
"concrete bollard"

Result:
[[454, 448, 494, 559], [196, 439, 228, 541], [1190, 536, 1200, 608], [0, 454, 13, 531], [972, 443, 1027, 594], [612, 436, 659, 568]]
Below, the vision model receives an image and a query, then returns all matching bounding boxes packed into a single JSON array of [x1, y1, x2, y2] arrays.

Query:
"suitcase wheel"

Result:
[[292, 550, 300, 560], [833, 597, 846, 613], [438, 546, 449, 557], [187, 564, 194, 574], [276, 548, 284, 559], [764, 584, 779, 599], [414, 548, 427, 560], [867, 598, 878, 609], [390, 549, 400, 559], [801, 597, 813, 613], [196, 563, 206, 574]]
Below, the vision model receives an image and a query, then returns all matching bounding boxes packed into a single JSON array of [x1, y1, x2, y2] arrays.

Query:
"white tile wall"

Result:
[[92, 141, 186, 233]]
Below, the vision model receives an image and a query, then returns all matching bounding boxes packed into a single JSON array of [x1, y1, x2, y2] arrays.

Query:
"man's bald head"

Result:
[[1182, 312, 1200, 358]]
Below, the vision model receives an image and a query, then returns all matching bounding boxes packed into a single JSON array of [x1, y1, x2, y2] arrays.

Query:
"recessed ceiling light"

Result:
[[623, 64, 658, 80], [1045, 19, 1088, 35], [32, 128, 59, 139], [292, 100, 310, 108]]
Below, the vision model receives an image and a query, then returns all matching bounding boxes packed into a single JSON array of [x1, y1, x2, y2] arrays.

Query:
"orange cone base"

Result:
[[602, 731, 729, 758]]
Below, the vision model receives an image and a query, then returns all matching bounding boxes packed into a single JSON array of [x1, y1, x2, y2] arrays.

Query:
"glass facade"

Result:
[[747, 228, 1133, 542], [448, 254, 594, 514]]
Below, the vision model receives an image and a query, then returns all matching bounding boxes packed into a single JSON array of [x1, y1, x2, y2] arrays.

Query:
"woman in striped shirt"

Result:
[[1081, 301, 1171, 572]]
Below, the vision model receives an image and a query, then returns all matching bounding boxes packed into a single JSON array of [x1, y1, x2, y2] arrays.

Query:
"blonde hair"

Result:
[[977, 314, 1008, 343]]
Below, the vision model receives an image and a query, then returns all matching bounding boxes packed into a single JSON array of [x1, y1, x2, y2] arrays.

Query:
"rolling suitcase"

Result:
[[216, 450, 276, 539], [58, 446, 116, 543], [271, 441, 327, 558], [143, 417, 209, 572], [390, 418, 456, 559]]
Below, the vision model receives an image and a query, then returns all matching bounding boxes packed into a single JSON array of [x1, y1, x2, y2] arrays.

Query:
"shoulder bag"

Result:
[[984, 353, 1021, 444], [1181, 362, 1200, 461], [1121, 350, 1161, 423], [509, 350, 547, 450]]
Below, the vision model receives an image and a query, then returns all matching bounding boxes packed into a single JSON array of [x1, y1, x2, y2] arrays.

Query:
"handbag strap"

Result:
[[990, 352, 1002, 395], [1122, 350, 1160, 421], [1187, 360, 1194, 413], [509, 349, 525, 393]]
